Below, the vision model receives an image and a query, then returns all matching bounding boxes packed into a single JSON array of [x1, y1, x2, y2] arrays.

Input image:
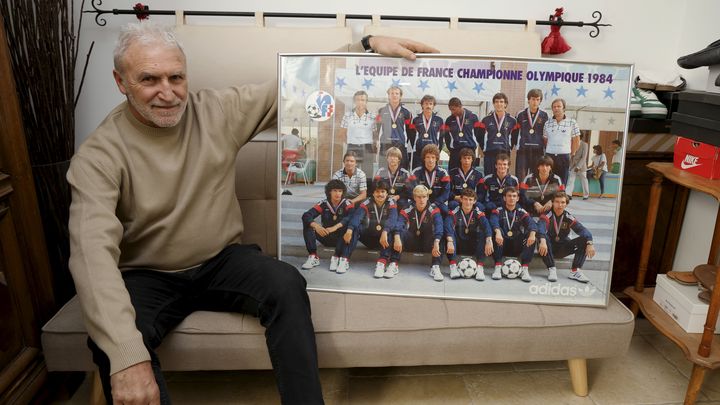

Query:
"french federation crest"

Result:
[[305, 90, 335, 122]]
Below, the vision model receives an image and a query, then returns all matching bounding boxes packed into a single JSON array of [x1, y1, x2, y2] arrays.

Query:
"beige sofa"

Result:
[[41, 17, 634, 400]]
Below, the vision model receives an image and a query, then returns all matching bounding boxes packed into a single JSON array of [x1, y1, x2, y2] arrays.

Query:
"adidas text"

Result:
[[680, 154, 701, 169], [529, 283, 597, 297]]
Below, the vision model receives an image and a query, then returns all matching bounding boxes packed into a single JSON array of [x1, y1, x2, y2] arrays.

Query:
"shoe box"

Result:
[[673, 137, 720, 179], [653, 274, 720, 334], [671, 91, 720, 147]]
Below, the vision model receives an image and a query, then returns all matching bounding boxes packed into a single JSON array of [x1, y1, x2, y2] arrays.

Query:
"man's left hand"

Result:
[[370, 36, 440, 61]]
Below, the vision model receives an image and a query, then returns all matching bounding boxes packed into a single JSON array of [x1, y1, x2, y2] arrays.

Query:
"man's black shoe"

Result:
[[678, 39, 720, 69]]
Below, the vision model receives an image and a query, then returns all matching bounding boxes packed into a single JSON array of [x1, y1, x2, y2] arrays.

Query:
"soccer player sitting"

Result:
[[520, 155, 564, 216], [373, 146, 413, 209], [409, 144, 451, 215], [301, 180, 355, 271], [537, 191, 595, 283], [446, 188, 494, 281], [396, 185, 446, 281], [339, 180, 400, 278], [489, 187, 537, 282], [449, 147, 484, 211]]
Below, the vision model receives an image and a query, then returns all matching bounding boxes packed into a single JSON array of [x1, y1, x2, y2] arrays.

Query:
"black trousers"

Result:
[[88, 244, 323, 405]]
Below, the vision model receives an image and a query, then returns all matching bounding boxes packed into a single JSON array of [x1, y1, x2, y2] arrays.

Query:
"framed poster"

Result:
[[278, 53, 632, 307]]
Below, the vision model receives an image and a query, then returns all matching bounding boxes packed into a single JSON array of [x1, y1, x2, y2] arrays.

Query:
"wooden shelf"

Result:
[[625, 287, 720, 370], [647, 162, 720, 202]]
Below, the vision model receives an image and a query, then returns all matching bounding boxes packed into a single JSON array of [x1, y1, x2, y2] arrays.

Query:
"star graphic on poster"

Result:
[[473, 82, 485, 94], [362, 78, 374, 90], [589, 116, 597, 124], [446, 80, 458, 92], [551, 84, 561, 96], [603, 86, 616, 99], [335, 77, 347, 90], [576, 86, 588, 97], [391, 78, 402, 87], [608, 117, 616, 125], [418, 79, 430, 91]]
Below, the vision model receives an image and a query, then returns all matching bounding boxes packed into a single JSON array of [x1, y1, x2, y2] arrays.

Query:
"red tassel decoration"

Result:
[[541, 7, 571, 55]]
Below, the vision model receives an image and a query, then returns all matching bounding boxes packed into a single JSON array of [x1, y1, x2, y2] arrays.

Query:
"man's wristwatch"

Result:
[[361, 35, 374, 53]]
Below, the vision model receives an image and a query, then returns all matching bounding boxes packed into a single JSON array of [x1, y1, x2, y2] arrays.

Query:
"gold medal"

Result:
[[498, 188, 504, 194], [428, 189, 432, 196], [459, 132, 464, 137], [390, 188, 396, 194], [333, 215, 337, 220], [392, 123, 397, 129], [376, 225, 383, 231], [507, 231, 513, 237], [423, 133, 429, 138], [529, 129, 535, 134], [416, 230, 421, 237], [463, 183, 468, 188], [555, 236, 560, 242], [465, 228, 469, 234]]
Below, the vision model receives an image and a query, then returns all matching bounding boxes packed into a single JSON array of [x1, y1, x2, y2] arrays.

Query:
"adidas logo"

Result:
[[528, 283, 597, 297], [680, 154, 701, 170]]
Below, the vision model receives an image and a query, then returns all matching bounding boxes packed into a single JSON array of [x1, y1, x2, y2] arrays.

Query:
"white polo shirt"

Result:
[[544, 115, 580, 154], [341, 110, 376, 145]]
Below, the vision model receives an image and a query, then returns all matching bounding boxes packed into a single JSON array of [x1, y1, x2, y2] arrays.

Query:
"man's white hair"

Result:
[[113, 21, 185, 73]]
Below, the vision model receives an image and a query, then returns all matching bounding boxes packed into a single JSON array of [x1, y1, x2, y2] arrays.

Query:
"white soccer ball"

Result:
[[458, 257, 477, 278], [501, 259, 522, 279]]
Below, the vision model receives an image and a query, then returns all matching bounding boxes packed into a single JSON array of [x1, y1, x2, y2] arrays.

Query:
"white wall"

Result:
[[73, 0, 720, 146]]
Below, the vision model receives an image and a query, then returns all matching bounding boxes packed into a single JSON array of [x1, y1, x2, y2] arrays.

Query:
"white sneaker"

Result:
[[384, 262, 399, 278], [449, 263, 461, 279], [492, 265, 502, 280], [374, 262, 386, 278], [430, 265, 444, 281], [329, 256, 339, 271], [336, 258, 349, 274], [475, 264, 485, 281], [569, 269, 590, 283], [520, 266, 532, 282], [548, 267, 558, 282], [301, 255, 320, 270]]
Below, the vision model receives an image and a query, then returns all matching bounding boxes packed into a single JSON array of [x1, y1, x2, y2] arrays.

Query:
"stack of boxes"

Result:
[[671, 91, 720, 179]]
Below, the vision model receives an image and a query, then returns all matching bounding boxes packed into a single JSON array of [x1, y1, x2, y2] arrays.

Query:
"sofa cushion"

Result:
[[42, 292, 633, 371]]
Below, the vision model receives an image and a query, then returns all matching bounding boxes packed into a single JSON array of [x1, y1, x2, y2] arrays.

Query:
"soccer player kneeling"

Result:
[[489, 187, 537, 282], [301, 180, 355, 271], [338, 180, 401, 277], [446, 188, 494, 281], [396, 185, 446, 281], [537, 191, 595, 283]]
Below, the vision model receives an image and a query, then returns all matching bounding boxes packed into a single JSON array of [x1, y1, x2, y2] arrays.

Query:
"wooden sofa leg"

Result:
[[90, 370, 107, 405], [567, 358, 588, 397]]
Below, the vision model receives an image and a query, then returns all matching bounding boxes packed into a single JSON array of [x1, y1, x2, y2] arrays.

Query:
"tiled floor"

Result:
[[57, 318, 720, 405]]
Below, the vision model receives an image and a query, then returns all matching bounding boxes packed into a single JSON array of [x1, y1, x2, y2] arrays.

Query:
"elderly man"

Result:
[[66, 21, 436, 405], [544, 98, 580, 185]]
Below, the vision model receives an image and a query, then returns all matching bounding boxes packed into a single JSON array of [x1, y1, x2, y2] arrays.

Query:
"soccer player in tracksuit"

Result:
[[441, 97, 482, 173], [537, 191, 596, 283], [449, 147, 485, 211], [338, 179, 400, 278], [478, 92, 520, 177], [396, 185, 446, 281], [407, 95, 444, 170], [375, 86, 414, 170], [373, 146, 413, 209], [408, 144, 451, 216], [489, 187, 537, 282], [301, 179, 355, 271], [478, 153, 520, 213], [513, 89, 549, 179], [446, 188, 494, 281], [520, 155, 565, 217]]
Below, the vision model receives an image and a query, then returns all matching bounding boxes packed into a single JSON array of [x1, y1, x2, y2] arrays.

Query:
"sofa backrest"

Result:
[[175, 14, 540, 256]]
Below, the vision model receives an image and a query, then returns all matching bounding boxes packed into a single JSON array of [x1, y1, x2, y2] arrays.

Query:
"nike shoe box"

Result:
[[673, 137, 720, 179], [653, 274, 720, 334]]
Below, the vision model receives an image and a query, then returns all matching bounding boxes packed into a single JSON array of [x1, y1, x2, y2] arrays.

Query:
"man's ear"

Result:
[[113, 69, 128, 95]]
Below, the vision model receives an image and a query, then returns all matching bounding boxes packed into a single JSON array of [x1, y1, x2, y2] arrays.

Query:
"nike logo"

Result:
[[681, 160, 701, 169], [680, 154, 701, 169]]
